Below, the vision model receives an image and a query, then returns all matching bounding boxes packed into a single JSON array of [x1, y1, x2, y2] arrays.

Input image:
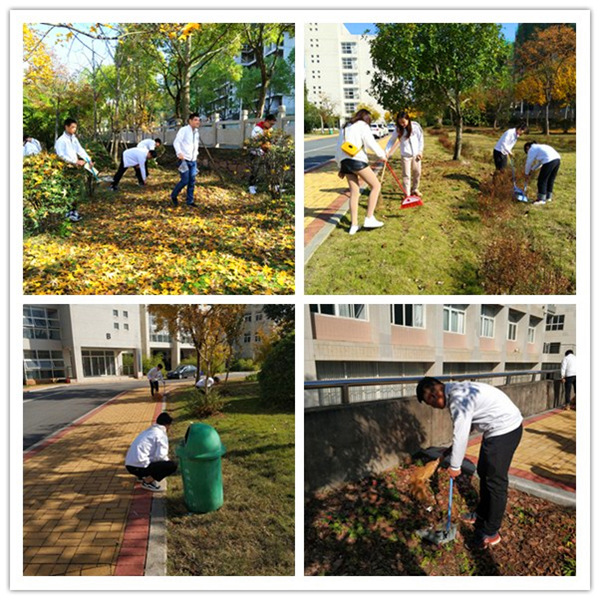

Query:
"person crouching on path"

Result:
[[125, 412, 177, 492], [385, 111, 424, 197], [416, 377, 523, 550], [147, 364, 164, 397], [54, 117, 94, 222], [110, 147, 156, 191], [335, 108, 387, 235], [524, 141, 561, 205], [248, 114, 277, 194], [171, 113, 200, 207], [493, 122, 528, 172]]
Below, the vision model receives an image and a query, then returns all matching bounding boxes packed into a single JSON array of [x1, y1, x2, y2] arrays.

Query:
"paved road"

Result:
[[304, 136, 339, 171], [23, 380, 149, 451]]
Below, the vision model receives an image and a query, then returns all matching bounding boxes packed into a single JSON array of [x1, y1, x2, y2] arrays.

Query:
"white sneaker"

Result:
[[248, 186, 257, 194], [141, 480, 161, 492], [349, 225, 360, 235], [363, 216, 384, 228], [532, 200, 546, 206]]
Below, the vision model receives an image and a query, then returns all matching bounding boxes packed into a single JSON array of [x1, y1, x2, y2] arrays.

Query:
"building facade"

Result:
[[23, 304, 272, 383], [305, 23, 385, 122], [304, 303, 576, 408]]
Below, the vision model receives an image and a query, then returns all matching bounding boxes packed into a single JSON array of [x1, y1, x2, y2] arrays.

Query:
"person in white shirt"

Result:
[[110, 147, 156, 191], [493, 122, 527, 171], [23, 135, 42, 157], [524, 141, 561, 205], [125, 412, 177, 492], [54, 117, 94, 222], [335, 109, 387, 235], [248, 114, 277, 194], [171, 113, 201, 207], [417, 377, 523, 550], [147, 364, 164, 397], [385, 111, 425, 196], [137, 138, 162, 179], [560, 350, 576, 408], [195, 375, 220, 394]]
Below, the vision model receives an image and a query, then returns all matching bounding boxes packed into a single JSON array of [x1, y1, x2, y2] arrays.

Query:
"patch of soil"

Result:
[[304, 462, 576, 576]]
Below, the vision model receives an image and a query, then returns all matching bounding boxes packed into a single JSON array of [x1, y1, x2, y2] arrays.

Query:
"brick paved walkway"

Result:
[[465, 408, 576, 492], [23, 388, 162, 576]]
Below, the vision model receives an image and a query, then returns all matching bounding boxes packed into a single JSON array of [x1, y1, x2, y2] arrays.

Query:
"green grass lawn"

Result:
[[165, 381, 295, 576], [305, 127, 576, 295]]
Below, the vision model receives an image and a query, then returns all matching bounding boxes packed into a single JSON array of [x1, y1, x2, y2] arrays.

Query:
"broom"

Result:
[[384, 161, 423, 209]]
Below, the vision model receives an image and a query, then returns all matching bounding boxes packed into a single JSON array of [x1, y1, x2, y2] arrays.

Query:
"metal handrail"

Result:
[[304, 369, 561, 407]]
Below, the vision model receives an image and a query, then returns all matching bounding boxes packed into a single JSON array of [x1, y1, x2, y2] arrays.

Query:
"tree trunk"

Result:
[[319, 114, 324, 134], [544, 103, 550, 136], [453, 109, 463, 161], [181, 37, 192, 119]]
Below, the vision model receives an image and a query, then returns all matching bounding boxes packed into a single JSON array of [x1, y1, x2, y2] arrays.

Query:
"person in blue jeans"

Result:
[[171, 113, 201, 207]]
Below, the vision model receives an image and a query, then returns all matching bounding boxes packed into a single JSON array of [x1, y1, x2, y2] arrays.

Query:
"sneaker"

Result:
[[476, 532, 502, 550], [460, 512, 478, 525], [248, 186, 257, 195], [109, 185, 118, 192], [363, 216, 384, 229], [66, 210, 82, 222], [349, 225, 360, 235], [186, 202, 198, 207], [141, 480, 161, 492], [532, 200, 546, 206], [170, 196, 178, 206], [411, 189, 421, 197]]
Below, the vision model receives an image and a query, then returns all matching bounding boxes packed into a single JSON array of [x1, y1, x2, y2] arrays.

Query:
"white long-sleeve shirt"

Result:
[[525, 144, 561, 175], [445, 381, 523, 471], [494, 128, 519, 155], [122, 147, 149, 182], [385, 121, 424, 158], [173, 124, 199, 161], [125, 424, 169, 467], [54, 131, 90, 164], [560, 354, 576, 378], [23, 138, 42, 157], [335, 120, 387, 166], [137, 139, 157, 151], [147, 366, 163, 382]]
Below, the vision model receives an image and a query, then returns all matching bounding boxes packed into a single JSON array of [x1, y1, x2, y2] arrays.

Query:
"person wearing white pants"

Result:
[[385, 111, 424, 196]]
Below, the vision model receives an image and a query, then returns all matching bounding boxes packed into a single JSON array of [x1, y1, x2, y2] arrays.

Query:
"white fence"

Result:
[[118, 105, 294, 149]]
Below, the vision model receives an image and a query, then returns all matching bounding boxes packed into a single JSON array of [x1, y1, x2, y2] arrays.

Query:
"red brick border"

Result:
[[464, 408, 575, 492], [114, 398, 165, 576], [304, 190, 350, 246]]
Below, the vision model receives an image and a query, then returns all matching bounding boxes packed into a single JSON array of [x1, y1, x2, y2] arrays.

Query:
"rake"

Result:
[[384, 161, 423, 209]]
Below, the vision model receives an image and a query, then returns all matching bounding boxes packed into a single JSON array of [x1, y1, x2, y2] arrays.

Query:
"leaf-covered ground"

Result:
[[23, 167, 295, 295], [305, 462, 576, 576]]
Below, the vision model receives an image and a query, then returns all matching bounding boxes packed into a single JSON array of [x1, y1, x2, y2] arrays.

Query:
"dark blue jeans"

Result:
[[171, 160, 197, 204]]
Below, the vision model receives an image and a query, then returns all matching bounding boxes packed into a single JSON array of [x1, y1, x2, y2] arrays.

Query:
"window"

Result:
[[82, 350, 116, 377], [507, 320, 517, 341], [113, 310, 118, 317], [244, 333, 251, 343], [23, 306, 61, 340], [543, 342, 561, 354], [114, 322, 119, 330], [345, 103, 358, 114], [527, 325, 535, 344], [148, 315, 171, 343], [254, 334, 261, 342], [343, 73, 357, 85], [344, 88, 359, 100], [443, 305, 466, 334], [244, 314, 252, 323], [256, 313, 263, 321], [123, 311, 129, 318], [341, 42, 356, 54], [479, 306, 495, 338], [23, 350, 66, 380], [310, 304, 367, 320], [124, 323, 129, 331], [390, 305, 425, 328], [341, 57, 356, 70], [546, 314, 565, 331]]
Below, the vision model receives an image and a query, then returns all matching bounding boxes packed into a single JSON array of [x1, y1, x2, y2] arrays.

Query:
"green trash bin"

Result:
[[176, 423, 226, 513]]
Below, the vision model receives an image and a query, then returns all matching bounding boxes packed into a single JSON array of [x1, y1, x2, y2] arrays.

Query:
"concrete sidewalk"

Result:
[[465, 408, 576, 506], [23, 386, 169, 576]]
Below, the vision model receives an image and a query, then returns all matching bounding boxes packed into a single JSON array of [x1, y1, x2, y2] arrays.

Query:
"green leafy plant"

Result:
[[258, 330, 294, 407]]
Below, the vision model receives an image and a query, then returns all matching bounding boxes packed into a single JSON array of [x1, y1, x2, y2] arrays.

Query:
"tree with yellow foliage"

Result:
[[514, 25, 576, 135]]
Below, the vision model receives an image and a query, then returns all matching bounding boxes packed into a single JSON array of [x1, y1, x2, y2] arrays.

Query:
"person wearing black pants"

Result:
[[417, 377, 524, 550], [524, 141, 561, 205], [125, 412, 177, 492], [561, 350, 576, 408]]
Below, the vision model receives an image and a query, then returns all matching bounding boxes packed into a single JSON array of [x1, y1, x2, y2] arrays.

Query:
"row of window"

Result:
[[309, 304, 562, 343], [243, 313, 263, 322]]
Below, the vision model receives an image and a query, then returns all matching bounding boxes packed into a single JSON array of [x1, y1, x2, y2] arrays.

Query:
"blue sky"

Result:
[[344, 22, 519, 42]]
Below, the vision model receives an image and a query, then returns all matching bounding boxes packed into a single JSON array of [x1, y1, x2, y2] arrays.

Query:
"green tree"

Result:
[[263, 304, 295, 336], [370, 23, 507, 159]]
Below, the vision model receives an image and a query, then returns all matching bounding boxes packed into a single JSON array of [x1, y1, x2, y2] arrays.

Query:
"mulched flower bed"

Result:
[[305, 461, 576, 576]]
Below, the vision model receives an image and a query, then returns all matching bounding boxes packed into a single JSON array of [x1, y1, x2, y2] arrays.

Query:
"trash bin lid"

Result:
[[177, 422, 226, 460]]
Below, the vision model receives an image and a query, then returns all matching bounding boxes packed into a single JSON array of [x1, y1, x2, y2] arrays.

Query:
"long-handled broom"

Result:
[[384, 161, 423, 209]]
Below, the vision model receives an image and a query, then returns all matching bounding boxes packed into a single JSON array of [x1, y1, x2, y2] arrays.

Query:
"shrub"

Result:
[[142, 353, 165, 375], [230, 357, 258, 371], [244, 128, 294, 199], [186, 388, 226, 418], [86, 140, 115, 172], [258, 331, 294, 407], [23, 152, 87, 233]]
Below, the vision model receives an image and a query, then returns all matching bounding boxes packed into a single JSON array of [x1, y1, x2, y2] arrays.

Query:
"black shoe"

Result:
[[170, 196, 178, 206], [186, 202, 198, 207], [109, 185, 118, 192]]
